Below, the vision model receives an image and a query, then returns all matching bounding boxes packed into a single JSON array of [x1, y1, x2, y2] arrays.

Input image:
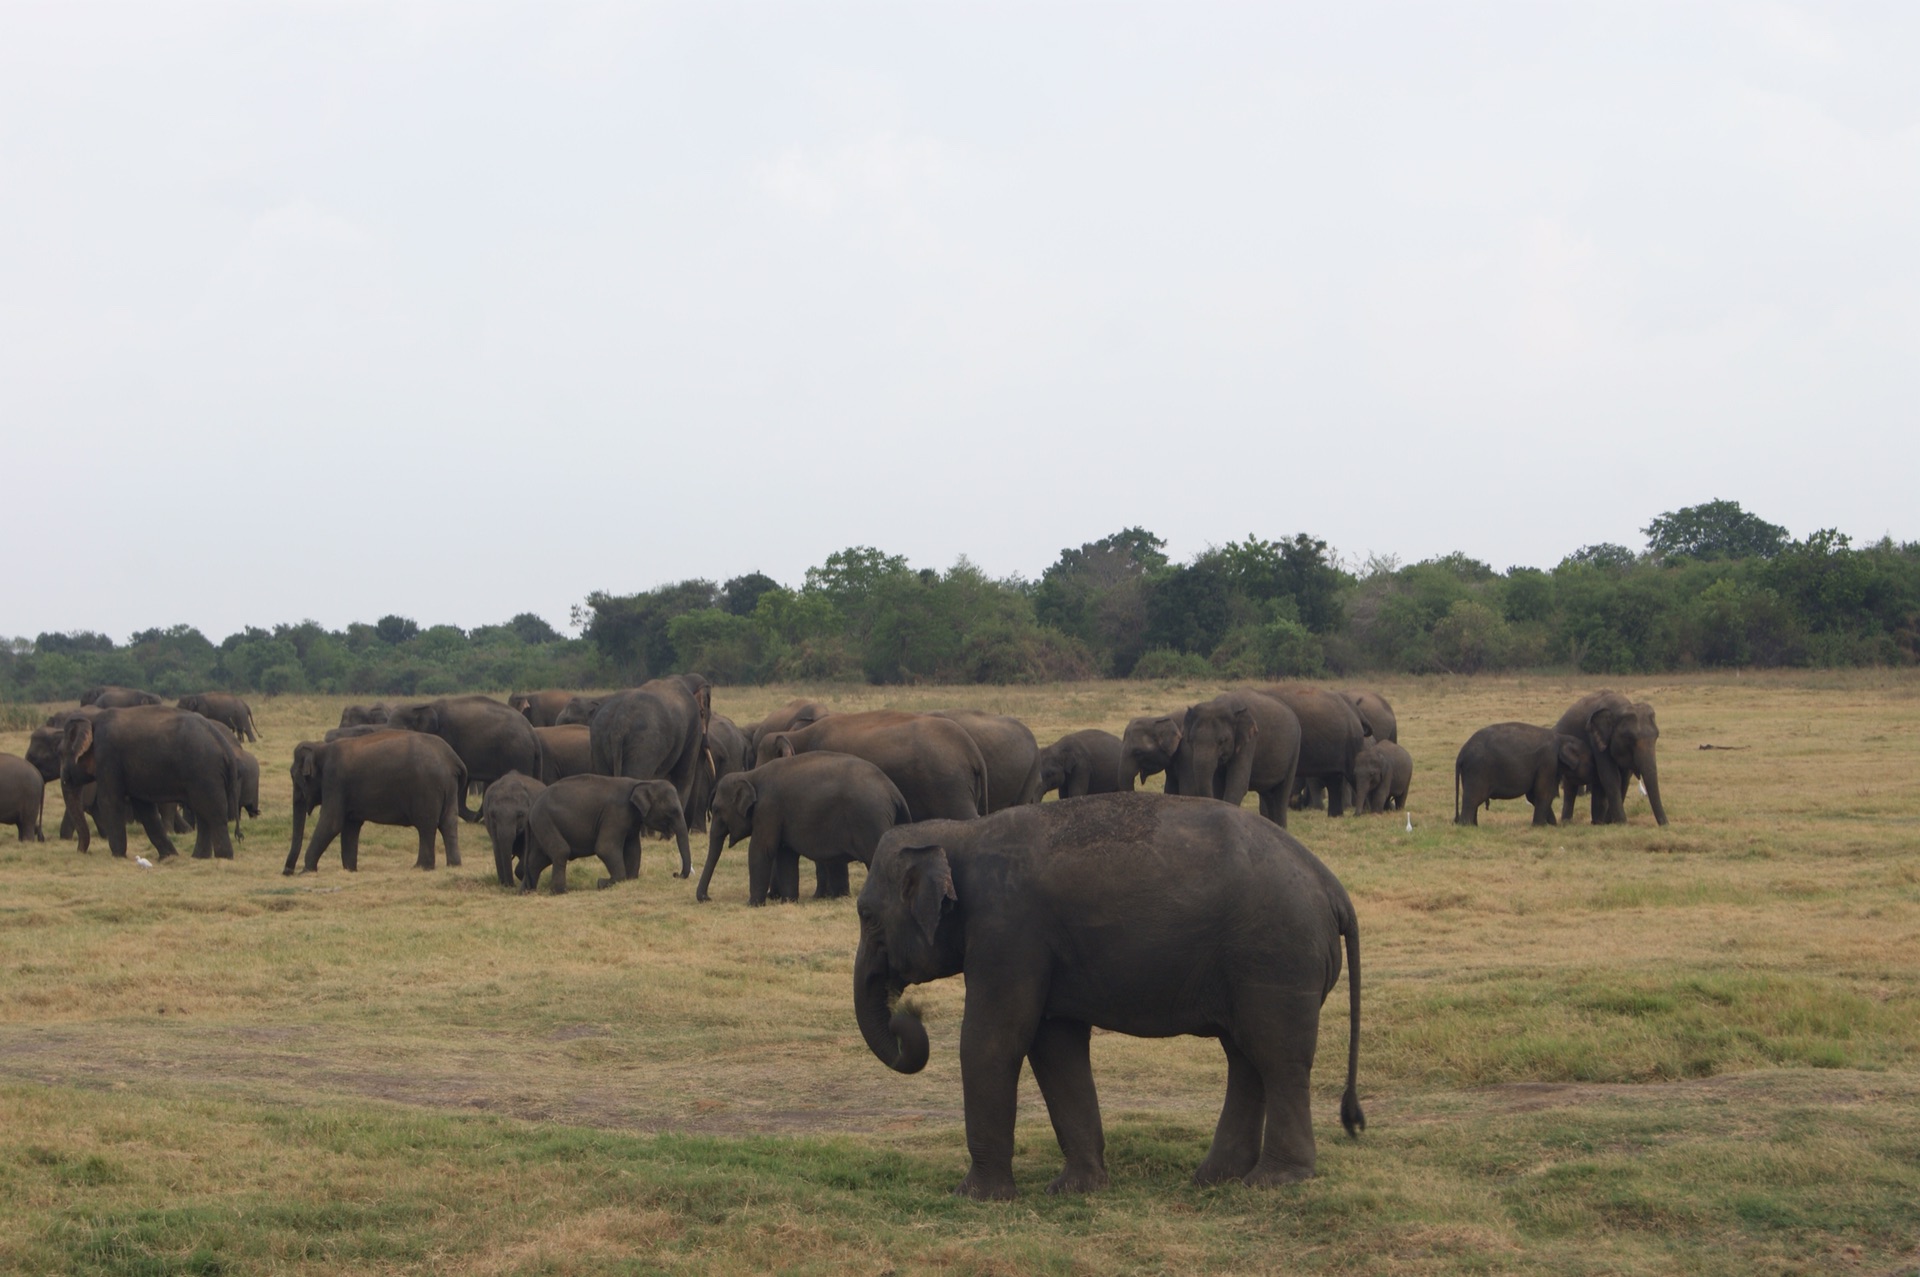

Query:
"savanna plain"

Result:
[[0, 672, 1916, 1276]]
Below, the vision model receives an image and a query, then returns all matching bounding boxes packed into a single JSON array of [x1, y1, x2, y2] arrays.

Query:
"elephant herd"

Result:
[[1453, 690, 1669, 828]]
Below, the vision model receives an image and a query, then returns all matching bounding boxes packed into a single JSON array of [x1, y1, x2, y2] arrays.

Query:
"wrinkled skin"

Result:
[[747, 699, 830, 757], [508, 691, 574, 727], [1351, 740, 1412, 814], [81, 686, 162, 709], [933, 710, 1041, 811], [177, 692, 258, 742], [1454, 723, 1591, 826], [758, 711, 987, 821], [1341, 690, 1397, 744], [61, 706, 240, 860], [522, 775, 690, 894], [1555, 691, 1668, 826], [854, 795, 1364, 1199], [1036, 730, 1124, 801], [533, 725, 592, 783], [685, 712, 752, 834], [0, 754, 45, 841], [1257, 686, 1364, 817], [1179, 691, 1302, 826], [481, 771, 546, 887], [697, 753, 911, 905], [588, 679, 708, 815], [284, 731, 467, 874], [1118, 715, 1184, 793], [384, 695, 540, 816]]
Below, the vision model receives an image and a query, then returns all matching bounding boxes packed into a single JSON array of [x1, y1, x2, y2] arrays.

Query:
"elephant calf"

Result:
[[1353, 740, 1412, 814], [696, 753, 911, 906], [1454, 724, 1592, 826], [522, 776, 691, 894], [1036, 729, 1125, 801], [482, 771, 546, 888], [0, 754, 45, 842]]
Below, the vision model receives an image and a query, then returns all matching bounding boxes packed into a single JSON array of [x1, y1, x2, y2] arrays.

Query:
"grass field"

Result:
[[1, 673, 1917, 1275]]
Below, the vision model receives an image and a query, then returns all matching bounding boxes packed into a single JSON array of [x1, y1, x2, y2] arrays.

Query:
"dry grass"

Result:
[[1, 671, 1917, 1274]]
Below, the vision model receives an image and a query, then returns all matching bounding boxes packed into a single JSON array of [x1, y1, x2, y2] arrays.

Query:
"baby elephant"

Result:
[[1352, 739, 1412, 814], [696, 752, 912, 906], [523, 775, 691, 894], [482, 771, 547, 888], [1454, 724, 1592, 826]]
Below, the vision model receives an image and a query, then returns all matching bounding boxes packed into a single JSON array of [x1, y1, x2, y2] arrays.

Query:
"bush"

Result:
[[1130, 648, 1214, 680]]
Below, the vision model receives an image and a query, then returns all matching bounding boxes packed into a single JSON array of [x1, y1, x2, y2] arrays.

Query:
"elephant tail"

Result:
[[1453, 764, 1461, 823], [455, 759, 478, 822], [1338, 898, 1365, 1139]]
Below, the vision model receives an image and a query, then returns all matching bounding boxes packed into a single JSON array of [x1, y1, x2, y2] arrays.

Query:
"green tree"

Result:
[[1644, 499, 1789, 563]]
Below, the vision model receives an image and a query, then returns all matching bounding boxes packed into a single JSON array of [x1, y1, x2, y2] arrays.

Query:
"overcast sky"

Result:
[[6, 2, 1917, 641]]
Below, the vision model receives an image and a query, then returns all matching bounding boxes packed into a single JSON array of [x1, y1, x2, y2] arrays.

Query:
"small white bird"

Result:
[[1404, 812, 1413, 832], [135, 856, 153, 868]]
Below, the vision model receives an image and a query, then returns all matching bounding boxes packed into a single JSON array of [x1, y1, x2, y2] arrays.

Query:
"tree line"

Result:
[[5, 501, 1916, 702]]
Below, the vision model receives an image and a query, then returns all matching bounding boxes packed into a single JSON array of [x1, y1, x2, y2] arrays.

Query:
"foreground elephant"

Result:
[[1454, 723, 1591, 826], [697, 753, 911, 905], [522, 775, 690, 893], [934, 710, 1041, 811], [61, 707, 240, 859], [1555, 691, 1668, 826], [508, 690, 574, 727], [177, 692, 258, 742], [855, 793, 1364, 1199], [758, 711, 987, 821], [588, 679, 708, 814], [1351, 740, 1412, 814], [1179, 691, 1302, 826], [81, 686, 162, 709], [0, 754, 44, 841], [1036, 729, 1124, 801], [533, 725, 592, 783], [1256, 686, 1364, 816], [1341, 690, 1397, 744], [284, 731, 467, 874], [384, 695, 540, 811], [481, 772, 546, 888], [1118, 714, 1184, 793]]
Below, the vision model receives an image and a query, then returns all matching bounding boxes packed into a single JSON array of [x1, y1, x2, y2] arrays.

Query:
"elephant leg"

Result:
[[192, 820, 212, 859], [1236, 996, 1323, 1186], [1530, 773, 1558, 826], [302, 808, 342, 872], [773, 849, 801, 901], [129, 800, 177, 860], [1193, 1035, 1265, 1185], [340, 821, 363, 872], [415, 822, 438, 870], [1027, 1017, 1107, 1194], [745, 832, 774, 906], [442, 808, 461, 867], [955, 994, 1041, 1200], [813, 857, 851, 899]]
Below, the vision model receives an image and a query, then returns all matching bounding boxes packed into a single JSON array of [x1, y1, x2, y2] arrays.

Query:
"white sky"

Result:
[[5, 2, 1917, 640]]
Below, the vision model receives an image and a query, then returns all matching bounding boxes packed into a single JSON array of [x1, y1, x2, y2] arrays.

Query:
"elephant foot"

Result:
[[1191, 1152, 1260, 1186], [596, 877, 616, 890], [1242, 1161, 1315, 1188], [953, 1168, 1018, 1201], [1045, 1163, 1109, 1195], [191, 849, 211, 860], [156, 849, 177, 861], [216, 850, 233, 860], [281, 867, 296, 877], [446, 853, 461, 867]]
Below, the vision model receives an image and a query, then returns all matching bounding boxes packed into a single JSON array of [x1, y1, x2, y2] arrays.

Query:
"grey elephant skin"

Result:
[[533, 725, 593, 783], [1118, 714, 1184, 793], [338, 703, 397, 729], [60, 706, 240, 859], [0, 754, 45, 841], [1341, 690, 1397, 743], [1352, 740, 1412, 814], [522, 775, 690, 893], [933, 710, 1041, 811], [384, 696, 541, 813], [587, 677, 710, 815], [481, 771, 546, 887], [283, 731, 467, 874], [1453, 723, 1591, 826], [1556, 691, 1668, 826], [747, 699, 830, 756], [1179, 691, 1302, 826], [697, 753, 911, 905], [854, 793, 1364, 1199], [758, 710, 987, 821], [685, 712, 752, 834], [176, 692, 258, 742], [508, 690, 574, 727], [1256, 686, 1365, 816], [553, 695, 609, 727], [1036, 729, 1124, 800], [80, 685, 162, 709]]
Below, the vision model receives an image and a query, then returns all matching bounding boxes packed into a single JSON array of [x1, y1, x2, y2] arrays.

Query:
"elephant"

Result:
[[1035, 729, 1124, 801], [1453, 723, 1592, 826], [1351, 740, 1412, 814], [384, 695, 541, 813], [696, 753, 911, 905], [508, 690, 575, 727], [521, 775, 691, 893], [80, 686, 162, 709], [1118, 714, 1185, 793], [60, 706, 240, 859], [533, 725, 593, 783], [1341, 690, 1397, 744], [685, 712, 752, 833], [747, 699, 830, 755], [1255, 686, 1364, 817], [1178, 691, 1303, 826], [481, 771, 546, 888], [757, 710, 987, 821], [221, 740, 261, 840], [338, 703, 397, 729], [553, 695, 609, 727], [324, 723, 391, 743], [176, 692, 258, 742], [854, 793, 1364, 1199], [1556, 691, 1668, 826], [934, 710, 1041, 811], [0, 754, 45, 841], [587, 679, 708, 815], [283, 730, 467, 874]]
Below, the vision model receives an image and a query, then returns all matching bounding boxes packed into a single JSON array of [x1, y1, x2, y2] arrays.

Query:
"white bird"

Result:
[[135, 856, 153, 868], [1404, 812, 1413, 832]]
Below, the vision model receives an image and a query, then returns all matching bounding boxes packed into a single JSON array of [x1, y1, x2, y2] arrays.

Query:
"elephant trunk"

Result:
[[670, 814, 692, 879], [284, 795, 309, 875], [1639, 751, 1668, 826], [854, 928, 929, 1074], [695, 819, 727, 902]]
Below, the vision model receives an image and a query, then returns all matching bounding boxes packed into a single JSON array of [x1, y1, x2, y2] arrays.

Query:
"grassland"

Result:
[[1, 672, 1917, 1275]]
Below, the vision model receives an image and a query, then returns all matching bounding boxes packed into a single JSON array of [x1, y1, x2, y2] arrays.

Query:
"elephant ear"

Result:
[[1584, 705, 1616, 756], [1232, 705, 1259, 749], [773, 733, 797, 759], [63, 718, 96, 775], [1156, 716, 1183, 756], [899, 843, 957, 944], [297, 747, 321, 789], [1557, 736, 1589, 778], [631, 782, 683, 829]]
